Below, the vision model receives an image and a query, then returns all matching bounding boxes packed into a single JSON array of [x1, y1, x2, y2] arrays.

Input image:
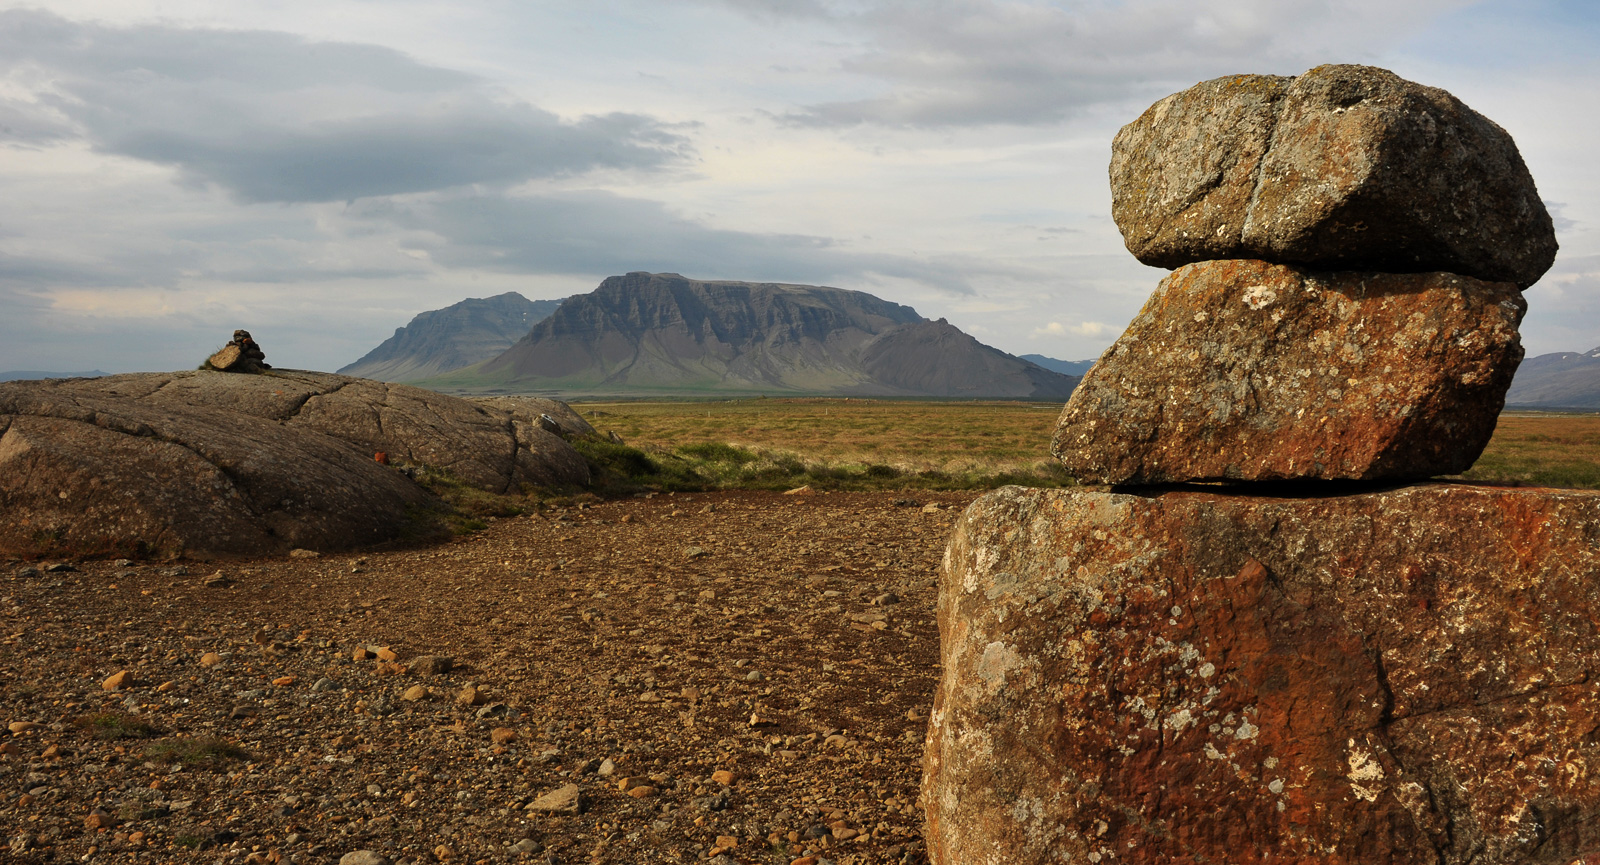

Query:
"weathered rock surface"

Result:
[[927, 483, 1600, 865], [1111, 64, 1557, 287], [1051, 259, 1526, 484], [0, 369, 588, 557]]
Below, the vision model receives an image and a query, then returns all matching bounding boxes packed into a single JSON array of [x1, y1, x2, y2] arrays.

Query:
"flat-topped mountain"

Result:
[[339, 292, 563, 382], [418, 273, 1078, 398]]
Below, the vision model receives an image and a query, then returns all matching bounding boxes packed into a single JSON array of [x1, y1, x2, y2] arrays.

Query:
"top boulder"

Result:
[[1110, 64, 1557, 287]]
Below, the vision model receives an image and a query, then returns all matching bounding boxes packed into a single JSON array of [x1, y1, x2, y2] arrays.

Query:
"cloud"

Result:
[[725, 0, 1477, 127], [1033, 319, 1110, 338], [356, 188, 1052, 295], [0, 10, 692, 201]]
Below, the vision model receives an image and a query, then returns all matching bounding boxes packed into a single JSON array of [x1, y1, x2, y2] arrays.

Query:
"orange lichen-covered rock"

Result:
[[1052, 259, 1525, 484], [925, 483, 1600, 865]]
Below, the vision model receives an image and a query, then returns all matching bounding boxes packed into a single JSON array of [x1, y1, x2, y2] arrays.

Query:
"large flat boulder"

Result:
[[0, 370, 588, 558], [1051, 259, 1525, 484], [1111, 65, 1557, 287], [927, 483, 1600, 865]]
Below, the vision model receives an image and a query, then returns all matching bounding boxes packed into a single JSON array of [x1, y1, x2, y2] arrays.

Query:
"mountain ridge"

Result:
[[414, 273, 1079, 399], [339, 292, 564, 382]]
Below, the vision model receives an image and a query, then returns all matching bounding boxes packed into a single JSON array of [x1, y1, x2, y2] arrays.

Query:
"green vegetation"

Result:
[[1456, 413, 1600, 489], [570, 399, 1075, 494], [144, 736, 251, 768], [74, 712, 163, 740]]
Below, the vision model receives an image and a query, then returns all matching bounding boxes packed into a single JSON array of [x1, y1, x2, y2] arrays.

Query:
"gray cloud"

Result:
[[358, 189, 1057, 295], [718, 0, 1477, 127], [0, 10, 691, 201]]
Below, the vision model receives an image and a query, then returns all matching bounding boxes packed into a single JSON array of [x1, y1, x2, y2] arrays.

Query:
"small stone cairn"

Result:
[[207, 329, 273, 373], [1052, 63, 1556, 485]]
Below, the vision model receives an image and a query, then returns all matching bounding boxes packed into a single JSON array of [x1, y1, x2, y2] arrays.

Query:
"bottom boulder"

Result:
[[927, 483, 1600, 865]]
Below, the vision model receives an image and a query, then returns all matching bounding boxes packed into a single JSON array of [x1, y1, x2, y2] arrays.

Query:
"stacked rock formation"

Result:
[[924, 66, 1595, 865], [1054, 64, 1552, 483], [207, 328, 272, 372]]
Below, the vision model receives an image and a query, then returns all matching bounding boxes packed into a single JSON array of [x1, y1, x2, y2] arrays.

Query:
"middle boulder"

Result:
[[1051, 259, 1525, 485]]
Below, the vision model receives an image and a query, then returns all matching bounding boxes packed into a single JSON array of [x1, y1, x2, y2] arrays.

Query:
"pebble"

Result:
[[710, 769, 736, 786], [401, 685, 427, 702], [199, 651, 223, 667], [510, 839, 543, 854], [490, 726, 517, 745], [527, 783, 583, 814], [102, 670, 134, 691], [598, 758, 616, 776], [288, 549, 320, 559], [456, 685, 483, 706], [312, 677, 338, 692], [7, 721, 41, 733], [338, 852, 389, 865]]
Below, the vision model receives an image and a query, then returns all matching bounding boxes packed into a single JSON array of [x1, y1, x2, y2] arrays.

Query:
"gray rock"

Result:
[[510, 838, 543, 854], [339, 852, 391, 865], [0, 370, 590, 557], [312, 677, 338, 692], [1052, 260, 1526, 484], [1111, 64, 1557, 287]]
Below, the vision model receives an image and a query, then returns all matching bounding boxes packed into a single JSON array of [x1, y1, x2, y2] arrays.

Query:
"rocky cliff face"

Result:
[[339, 292, 563, 382], [0, 369, 588, 558], [928, 484, 1600, 865], [446, 273, 1077, 398]]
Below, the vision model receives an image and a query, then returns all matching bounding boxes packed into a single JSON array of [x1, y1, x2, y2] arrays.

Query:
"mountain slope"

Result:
[[861, 321, 1078, 399], [1018, 354, 1096, 378], [419, 272, 1078, 398], [1505, 347, 1600, 409], [339, 292, 563, 382]]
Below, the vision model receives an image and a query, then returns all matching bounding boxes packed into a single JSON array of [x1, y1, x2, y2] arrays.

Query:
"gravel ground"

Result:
[[0, 489, 976, 865]]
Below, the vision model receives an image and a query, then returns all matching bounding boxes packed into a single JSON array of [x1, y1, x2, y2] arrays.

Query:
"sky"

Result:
[[0, 0, 1597, 374]]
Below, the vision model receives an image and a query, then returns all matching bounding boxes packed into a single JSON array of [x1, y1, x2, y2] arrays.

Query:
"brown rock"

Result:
[[927, 483, 1600, 865], [375, 646, 398, 662], [710, 769, 736, 786], [102, 670, 134, 691], [351, 648, 372, 662], [1051, 260, 1525, 483], [199, 651, 223, 667], [401, 685, 427, 702], [527, 783, 583, 814], [8, 721, 41, 733], [272, 675, 296, 687], [0, 369, 589, 558], [456, 685, 484, 707], [1112, 65, 1557, 287], [409, 655, 453, 676], [626, 785, 657, 798], [490, 726, 517, 745]]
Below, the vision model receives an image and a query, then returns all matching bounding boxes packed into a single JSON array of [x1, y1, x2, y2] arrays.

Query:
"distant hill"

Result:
[[1018, 354, 1096, 377], [339, 292, 564, 382], [1505, 347, 1600, 409], [416, 272, 1079, 399], [0, 370, 107, 382]]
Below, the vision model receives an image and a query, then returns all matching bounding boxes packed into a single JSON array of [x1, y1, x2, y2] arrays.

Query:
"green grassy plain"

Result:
[[573, 397, 1074, 491], [571, 399, 1600, 491]]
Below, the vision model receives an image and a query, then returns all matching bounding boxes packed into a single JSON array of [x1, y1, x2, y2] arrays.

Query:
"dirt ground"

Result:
[[0, 489, 980, 865]]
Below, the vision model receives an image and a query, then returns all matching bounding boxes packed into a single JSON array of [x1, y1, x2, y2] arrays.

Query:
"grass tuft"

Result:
[[74, 712, 163, 740], [144, 736, 251, 768]]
